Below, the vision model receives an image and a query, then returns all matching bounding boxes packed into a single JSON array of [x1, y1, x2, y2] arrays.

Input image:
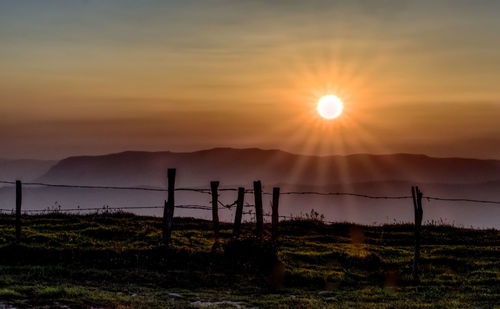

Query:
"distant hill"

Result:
[[38, 148, 500, 187], [0, 159, 56, 181], [1, 148, 499, 228]]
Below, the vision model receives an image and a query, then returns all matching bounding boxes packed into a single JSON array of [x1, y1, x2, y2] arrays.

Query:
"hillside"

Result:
[[1, 148, 499, 228], [0, 213, 498, 308], [39, 148, 500, 187]]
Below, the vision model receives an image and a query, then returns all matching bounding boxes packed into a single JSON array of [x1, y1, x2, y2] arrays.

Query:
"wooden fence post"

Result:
[[210, 181, 220, 242], [253, 181, 263, 239], [162, 168, 176, 246], [15, 180, 22, 244], [232, 187, 245, 239], [412, 186, 424, 281], [272, 187, 280, 241]]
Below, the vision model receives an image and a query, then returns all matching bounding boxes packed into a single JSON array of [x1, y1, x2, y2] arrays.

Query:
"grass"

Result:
[[0, 212, 499, 308]]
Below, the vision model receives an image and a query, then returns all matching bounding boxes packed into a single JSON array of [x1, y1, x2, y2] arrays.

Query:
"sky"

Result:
[[1, 0, 500, 159]]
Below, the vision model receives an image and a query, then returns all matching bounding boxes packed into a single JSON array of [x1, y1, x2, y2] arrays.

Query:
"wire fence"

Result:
[[0, 179, 499, 217], [4, 176, 481, 278], [0, 204, 257, 214]]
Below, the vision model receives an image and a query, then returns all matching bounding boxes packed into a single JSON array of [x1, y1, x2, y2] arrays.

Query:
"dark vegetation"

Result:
[[0, 212, 499, 308]]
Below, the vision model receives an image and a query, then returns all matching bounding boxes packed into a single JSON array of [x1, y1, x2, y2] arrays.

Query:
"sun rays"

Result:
[[260, 43, 401, 191]]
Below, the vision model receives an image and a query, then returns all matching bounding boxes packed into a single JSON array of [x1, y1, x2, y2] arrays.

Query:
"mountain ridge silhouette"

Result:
[[38, 147, 500, 187]]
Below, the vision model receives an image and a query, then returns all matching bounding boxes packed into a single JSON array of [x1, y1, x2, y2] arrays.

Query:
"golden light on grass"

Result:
[[317, 95, 343, 119]]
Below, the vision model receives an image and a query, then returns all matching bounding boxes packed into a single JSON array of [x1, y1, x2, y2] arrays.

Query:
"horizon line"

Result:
[[3, 146, 500, 162]]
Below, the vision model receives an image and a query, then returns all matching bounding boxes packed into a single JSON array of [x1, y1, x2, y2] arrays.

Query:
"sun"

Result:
[[317, 95, 343, 119]]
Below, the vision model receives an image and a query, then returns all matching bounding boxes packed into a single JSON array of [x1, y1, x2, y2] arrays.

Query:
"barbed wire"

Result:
[[0, 180, 262, 196], [279, 191, 412, 199], [425, 196, 500, 205], [0, 206, 336, 224], [0, 203, 260, 214], [0, 180, 211, 194], [1, 179, 500, 205]]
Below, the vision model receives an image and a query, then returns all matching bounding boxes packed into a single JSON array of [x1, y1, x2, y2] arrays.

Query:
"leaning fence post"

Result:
[[232, 187, 245, 239], [272, 187, 280, 241], [210, 181, 220, 242], [162, 168, 176, 246], [412, 186, 424, 281], [253, 181, 263, 239], [15, 180, 22, 244]]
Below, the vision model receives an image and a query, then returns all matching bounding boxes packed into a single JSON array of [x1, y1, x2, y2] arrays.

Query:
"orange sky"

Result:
[[1, 1, 500, 159]]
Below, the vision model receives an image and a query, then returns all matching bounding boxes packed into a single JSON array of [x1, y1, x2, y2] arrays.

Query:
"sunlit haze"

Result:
[[1, 1, 500, 159]]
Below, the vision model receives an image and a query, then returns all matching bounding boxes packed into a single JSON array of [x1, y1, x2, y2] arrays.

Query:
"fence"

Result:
[[1, 168, 500, 280]]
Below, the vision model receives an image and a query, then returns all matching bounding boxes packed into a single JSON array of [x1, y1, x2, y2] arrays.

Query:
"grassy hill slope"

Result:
[[0, 213, 499, 308]]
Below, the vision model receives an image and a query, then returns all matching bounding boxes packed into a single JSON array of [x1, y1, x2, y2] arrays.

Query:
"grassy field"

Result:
[[0, 212, 499, 308]]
